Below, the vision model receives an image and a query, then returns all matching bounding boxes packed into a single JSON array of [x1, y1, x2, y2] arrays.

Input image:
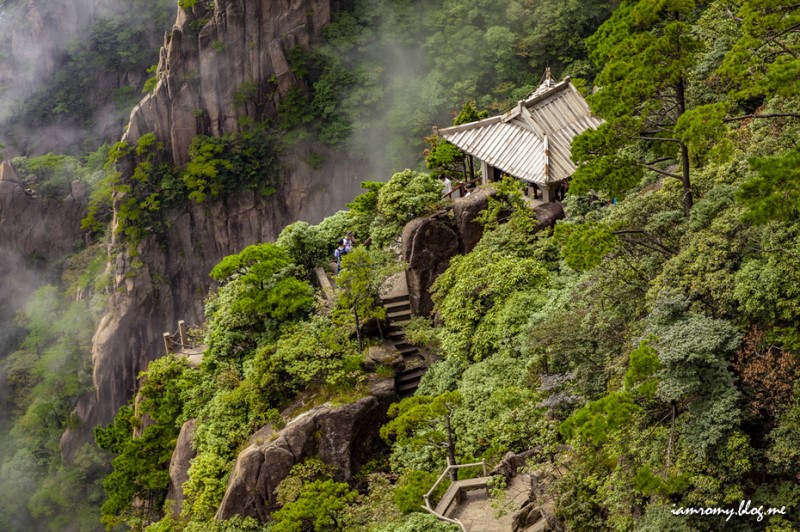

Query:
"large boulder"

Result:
[[363, 340, 404, 371], [402, 218, 459, 317], [215, 379, 396, 521], [532, 202, 565, 231], [451, 186, 495, 253], [165, 419, 197, 516]]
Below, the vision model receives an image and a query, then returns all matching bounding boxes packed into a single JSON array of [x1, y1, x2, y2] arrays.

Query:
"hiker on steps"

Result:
[[334, 239, 348, 273]]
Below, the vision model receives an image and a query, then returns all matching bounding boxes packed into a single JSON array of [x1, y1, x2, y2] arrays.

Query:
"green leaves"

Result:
[[95, 356, 189, 529], [370, 170, 443, 247], [738, 147, 800, 224], [554, 222, 618, 271], [675, 103, 728, 163], [271, 479, 357, 531], [380, 392, 463, 452], [560, 391, 640, 447], [719, 0, 800, 102], [431, 246, 549, 361], [183, 131, 277, 203], [576, 0, 704, 213]]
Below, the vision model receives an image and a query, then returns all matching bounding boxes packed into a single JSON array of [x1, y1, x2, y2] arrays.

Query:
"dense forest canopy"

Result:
[[2, 0, 800, 530]]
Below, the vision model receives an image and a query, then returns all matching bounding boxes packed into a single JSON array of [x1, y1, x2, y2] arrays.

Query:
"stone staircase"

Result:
[[382, 293, 427, 397]]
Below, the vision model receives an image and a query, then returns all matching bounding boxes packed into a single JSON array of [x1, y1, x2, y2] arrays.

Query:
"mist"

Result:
[[0, 0, 176, 157]]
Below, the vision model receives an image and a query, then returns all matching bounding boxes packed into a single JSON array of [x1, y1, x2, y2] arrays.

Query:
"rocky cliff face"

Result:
[[215, 379, 395, 521], [125, 0, 331, 165], [0, 0, 172, 155], [0, 161, 87, 349], [61, 0, 365, 459]]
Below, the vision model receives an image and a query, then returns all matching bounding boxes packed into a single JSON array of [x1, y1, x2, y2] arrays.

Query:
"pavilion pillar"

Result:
[[480, 160, 490, 186]]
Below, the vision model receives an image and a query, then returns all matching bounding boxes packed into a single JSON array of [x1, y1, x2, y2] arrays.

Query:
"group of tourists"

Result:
[[334, 232, 356, 273]]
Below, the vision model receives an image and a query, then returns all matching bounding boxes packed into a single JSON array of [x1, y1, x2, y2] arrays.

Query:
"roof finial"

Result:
[[545, 66, 552, 87]]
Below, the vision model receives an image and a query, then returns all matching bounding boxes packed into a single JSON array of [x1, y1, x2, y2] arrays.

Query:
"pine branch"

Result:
[[637, 163, 684, 180], [724, 113, 800, 122]]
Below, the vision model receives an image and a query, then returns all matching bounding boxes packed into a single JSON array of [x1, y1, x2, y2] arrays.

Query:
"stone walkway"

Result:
[[448, 475, 531, 531]]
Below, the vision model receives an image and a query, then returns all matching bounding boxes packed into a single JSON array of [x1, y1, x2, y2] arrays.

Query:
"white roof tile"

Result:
[[438, 79, 602, 184]]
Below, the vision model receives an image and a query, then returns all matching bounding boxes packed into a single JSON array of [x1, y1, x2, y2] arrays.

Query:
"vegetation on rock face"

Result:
[[81, 129, 278, 248], [0, 0, 177, 155]]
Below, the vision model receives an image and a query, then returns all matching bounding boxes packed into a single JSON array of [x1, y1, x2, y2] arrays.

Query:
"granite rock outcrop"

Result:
[[215, 379, 395, 521], [61, 0, 367, 459]]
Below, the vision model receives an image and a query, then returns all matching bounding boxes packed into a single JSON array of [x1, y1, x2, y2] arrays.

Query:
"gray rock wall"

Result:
[[215, 380, 395, 521], [61, 0, 368, 459]]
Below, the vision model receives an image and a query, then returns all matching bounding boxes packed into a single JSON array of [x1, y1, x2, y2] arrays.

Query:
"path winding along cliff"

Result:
[[61, 0, 365, 458]]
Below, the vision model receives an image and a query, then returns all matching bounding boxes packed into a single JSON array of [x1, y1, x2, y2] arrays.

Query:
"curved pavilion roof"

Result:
[[437, 78, 602, 185]]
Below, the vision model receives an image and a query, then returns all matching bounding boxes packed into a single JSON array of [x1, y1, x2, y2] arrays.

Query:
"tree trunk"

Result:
[[675, 77, 693, 217], [353, 306, 363, 352], [667, 400, 676, 470], [467, 155, 475, 182], [679, 143, 693, 217], [446, 413, 457, 481]]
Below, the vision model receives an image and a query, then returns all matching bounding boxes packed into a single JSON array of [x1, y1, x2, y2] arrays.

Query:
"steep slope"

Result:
[[0, 0, 176, 155], [61, 0, 364, 458]]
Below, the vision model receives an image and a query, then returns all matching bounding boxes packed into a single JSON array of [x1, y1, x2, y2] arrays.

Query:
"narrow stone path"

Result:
[[447, 475, 531, 532], [380, 273, 427, 397]]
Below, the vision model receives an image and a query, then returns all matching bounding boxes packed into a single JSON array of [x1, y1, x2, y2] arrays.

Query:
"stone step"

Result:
[[387, 310, 412, 322], [396, 380, 422, 397], [385, 301, 411, 313], [397, 367, 427, 383], [382, 294, 410, 305]]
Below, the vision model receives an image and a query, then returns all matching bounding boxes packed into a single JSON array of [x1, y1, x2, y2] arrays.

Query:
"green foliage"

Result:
[[3, 0, 176, 150], [182, 452, 230, 520], [105, 135, 184, 246], [271, 479, 357, 532], [0, 282, 102, 531], [560, 391, 640, 447], [574, 0, 708, 214], [370, 170, 443, 247], [476, 177, 537, 232], [95, 355, 189, 530], [431, 242, 549, 361], [452, 354, 555, 460], [276, 221, 327, 273], [719, 0, 800, 102], [554, 221, 618, 271], [734, 226, 800, 324], [372, 512, 459, 532], [11, 154, 84, 198], [347, 181, 385, 238], [624, 340, 660, 399], [738, 147, 800, 224], [275, 458, 336, 507], [260, 315, 361, 397], [425, 101, 489, 180], [335, 247, 394, 350], [392, 470, 438, 514], [182, 130, 277, 202], [206, 243, 313, 353], [648, 294, 741, 458], [381, 392, 462, 470]]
